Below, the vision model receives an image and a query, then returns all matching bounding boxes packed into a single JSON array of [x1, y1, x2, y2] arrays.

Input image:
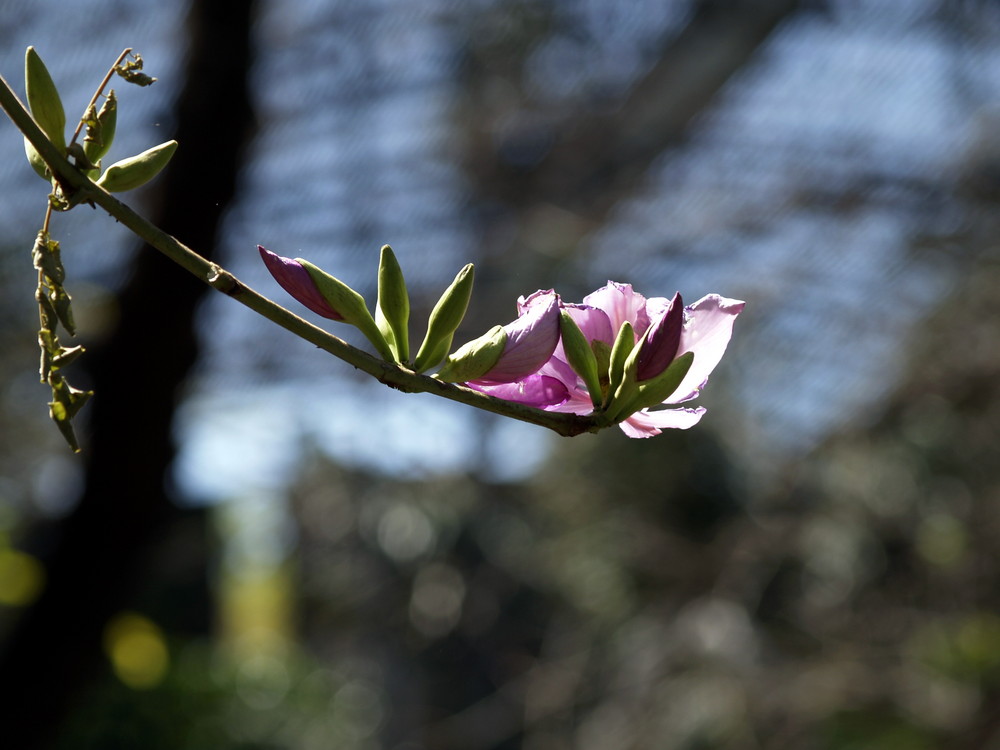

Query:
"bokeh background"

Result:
[[2, 0, 1000, 748]]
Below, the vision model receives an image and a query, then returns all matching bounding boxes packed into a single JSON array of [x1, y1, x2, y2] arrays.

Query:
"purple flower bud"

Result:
[[636, 292, 683, 381], [471, 290, 561, 384], [258, 245, 343, 320]]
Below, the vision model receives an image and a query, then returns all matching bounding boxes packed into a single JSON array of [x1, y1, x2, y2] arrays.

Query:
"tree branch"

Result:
[[0, 72, 599, 438]]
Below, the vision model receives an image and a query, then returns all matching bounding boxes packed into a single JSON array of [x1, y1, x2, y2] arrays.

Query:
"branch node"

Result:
[[207, 265, 239, 294]]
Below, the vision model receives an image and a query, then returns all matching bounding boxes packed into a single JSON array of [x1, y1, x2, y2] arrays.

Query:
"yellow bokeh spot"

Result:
[[103, 612, 170, 690], [0, 548, 45, 606]]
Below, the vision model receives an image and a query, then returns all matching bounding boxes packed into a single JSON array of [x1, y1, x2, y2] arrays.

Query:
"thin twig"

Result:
[[68, 47, 131, 147], [0, 72, 601, 437]]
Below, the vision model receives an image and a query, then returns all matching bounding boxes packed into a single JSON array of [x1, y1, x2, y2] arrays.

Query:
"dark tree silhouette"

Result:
[[0, 2, 257, 747]]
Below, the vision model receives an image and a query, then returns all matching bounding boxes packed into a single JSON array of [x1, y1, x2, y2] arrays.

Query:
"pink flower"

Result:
[[482, 282, 744, 437]]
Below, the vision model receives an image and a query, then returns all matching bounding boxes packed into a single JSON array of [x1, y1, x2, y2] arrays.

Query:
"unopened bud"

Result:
[[413, 263, 475, 372], [375, 244, 410, 363], [24, 138, 48, 179], [25, 47, 66, 151], [299, 259, 395, 362], [95, 139, 177, 192]]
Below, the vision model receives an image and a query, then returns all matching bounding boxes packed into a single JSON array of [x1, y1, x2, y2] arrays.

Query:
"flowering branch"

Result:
[[0, 69, 603, 439]]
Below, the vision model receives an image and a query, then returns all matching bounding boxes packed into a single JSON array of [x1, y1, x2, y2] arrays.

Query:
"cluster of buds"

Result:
[[23, 46, 176, 201], [21, 46, 174, 449], [260, 247, 744, 438]]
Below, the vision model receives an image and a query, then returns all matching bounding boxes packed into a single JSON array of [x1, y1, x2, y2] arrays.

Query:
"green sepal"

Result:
[[299, 259, 395, 362], [604, 322, 634, 407], [604, 339, 642, 422], [413, 263, 475, 372], [95, 139, 177, 192], [375, 244, 410, 363], [83, 90, 118, 166], [434, 325, 506, 383], [25, 47, 66, 151], [559, 311, 603, 408], [614, 351, 695, 419]]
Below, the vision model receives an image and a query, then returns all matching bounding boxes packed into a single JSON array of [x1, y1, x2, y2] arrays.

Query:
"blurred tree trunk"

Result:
[[0, 2, 256, 747]]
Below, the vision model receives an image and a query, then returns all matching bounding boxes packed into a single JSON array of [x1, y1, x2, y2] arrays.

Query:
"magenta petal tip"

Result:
[[258, 245, 344, 320]]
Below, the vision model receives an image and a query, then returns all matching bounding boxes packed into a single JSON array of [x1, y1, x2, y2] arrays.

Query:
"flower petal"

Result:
[[259, 245, 344, 320], [582, 282, 648, 334], [470, 374, 570, 408], [619, 406, 706, 438], [561, 303, 615, 347], [477, 292, 560, 383], [669, 295, 745, 403]]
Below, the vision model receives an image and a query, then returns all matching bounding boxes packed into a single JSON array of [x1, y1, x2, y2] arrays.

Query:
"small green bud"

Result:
[[604, 338, 644, 423], [375, 245, 410, 363], [591, 339, 612, 390], [83, 90, 118, 166], [24, 138, 48, 179], [25, 47, 66, 151], [559, 311, 603, 408], [434, 325, 506, 383], [95, 140, 178, 192], [413, 263, 475, 372], [604, 322, 635, 406], [299, 259, 395, 362]]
